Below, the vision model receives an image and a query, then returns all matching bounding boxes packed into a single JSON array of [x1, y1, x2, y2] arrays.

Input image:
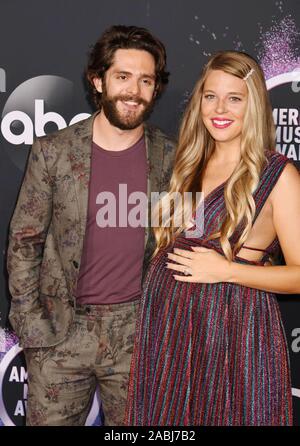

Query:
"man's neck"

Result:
[[92, 111, 144, 151]]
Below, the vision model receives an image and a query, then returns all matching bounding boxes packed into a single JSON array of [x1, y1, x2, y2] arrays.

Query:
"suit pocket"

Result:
[[18, 277, 73, 348], [9, 278, 62, 341]]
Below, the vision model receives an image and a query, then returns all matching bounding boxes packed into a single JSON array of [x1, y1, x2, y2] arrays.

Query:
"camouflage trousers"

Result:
[[23, 299, 139, 426]]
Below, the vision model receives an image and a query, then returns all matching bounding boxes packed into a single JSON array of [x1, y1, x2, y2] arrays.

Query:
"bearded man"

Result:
[[7, 25, 175, 426]]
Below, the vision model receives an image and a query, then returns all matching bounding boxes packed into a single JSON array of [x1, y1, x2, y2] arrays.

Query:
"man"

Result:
[[7, 25, 175, 426]]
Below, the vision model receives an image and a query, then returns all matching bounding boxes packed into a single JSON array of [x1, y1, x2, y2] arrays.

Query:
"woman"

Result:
[[126, 51, 300, 426]]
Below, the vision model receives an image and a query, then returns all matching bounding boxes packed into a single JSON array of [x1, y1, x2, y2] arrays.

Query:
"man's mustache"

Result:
[[114, 95, 149, 106]]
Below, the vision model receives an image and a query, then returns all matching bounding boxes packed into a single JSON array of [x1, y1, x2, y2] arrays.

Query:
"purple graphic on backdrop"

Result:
[[187, 14, 300, 80], [0, 328, 18, 354], [258, 16, 300, 80]]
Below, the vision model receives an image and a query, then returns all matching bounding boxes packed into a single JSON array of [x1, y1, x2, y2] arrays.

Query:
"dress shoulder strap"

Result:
[[252, 151, 291, 223]]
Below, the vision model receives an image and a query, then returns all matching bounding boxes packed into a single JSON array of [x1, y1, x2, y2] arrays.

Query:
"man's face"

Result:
[[94, 48, 157, 130]]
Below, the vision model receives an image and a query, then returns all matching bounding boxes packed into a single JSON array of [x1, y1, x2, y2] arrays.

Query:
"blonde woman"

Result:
[[126, 51, 300, 426]]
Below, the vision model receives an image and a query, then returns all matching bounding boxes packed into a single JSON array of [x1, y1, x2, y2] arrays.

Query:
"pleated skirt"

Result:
[[126, 247, 293, 426]]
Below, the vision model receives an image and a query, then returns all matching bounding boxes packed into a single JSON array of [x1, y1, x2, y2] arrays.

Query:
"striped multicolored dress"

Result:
[[125, 152, 293, 426]]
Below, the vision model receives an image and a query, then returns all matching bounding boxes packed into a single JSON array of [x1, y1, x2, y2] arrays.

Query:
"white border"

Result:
[[266, 70, 300, 90]]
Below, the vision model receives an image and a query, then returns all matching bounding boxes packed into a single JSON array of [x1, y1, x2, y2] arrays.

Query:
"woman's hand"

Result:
[[166, 247, 231, 283]]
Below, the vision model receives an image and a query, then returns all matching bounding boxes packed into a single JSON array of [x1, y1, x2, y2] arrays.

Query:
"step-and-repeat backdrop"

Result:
[[0, 0, 299, 426]]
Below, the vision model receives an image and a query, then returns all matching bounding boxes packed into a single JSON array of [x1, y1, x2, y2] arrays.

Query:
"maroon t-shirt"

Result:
[[75, 136, 147, 304]]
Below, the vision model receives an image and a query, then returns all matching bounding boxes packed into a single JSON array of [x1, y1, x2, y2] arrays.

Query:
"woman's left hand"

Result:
[[166, 247, 231, 283]]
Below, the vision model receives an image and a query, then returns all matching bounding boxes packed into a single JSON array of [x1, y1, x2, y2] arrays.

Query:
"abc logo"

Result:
[[0, 75, 90, 170]]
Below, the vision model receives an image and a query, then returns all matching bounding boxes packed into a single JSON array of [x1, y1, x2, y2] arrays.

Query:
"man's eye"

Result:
[[142, 79, 153, 86], [117, 75, 127, 80]]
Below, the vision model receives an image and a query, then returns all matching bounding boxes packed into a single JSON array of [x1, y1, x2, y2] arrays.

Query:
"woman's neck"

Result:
[[212, 141, 241, 165]]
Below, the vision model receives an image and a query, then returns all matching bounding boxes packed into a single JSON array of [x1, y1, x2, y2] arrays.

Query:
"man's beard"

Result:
[[101, 83, 156, 130]]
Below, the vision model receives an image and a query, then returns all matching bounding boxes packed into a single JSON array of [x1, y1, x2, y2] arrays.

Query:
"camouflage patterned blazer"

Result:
[[7, 113, 176, 348]]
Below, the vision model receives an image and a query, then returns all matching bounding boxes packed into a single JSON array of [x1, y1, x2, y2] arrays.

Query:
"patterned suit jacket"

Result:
[[7, 113, 176, 348]]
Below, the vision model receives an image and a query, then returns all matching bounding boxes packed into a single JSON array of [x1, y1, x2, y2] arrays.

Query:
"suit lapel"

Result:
[[69, 112, 98, 241], [144, 125, 164, 246]]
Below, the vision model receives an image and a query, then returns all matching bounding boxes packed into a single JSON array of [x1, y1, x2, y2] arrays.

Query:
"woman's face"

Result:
[[201, 69, 248, 146]]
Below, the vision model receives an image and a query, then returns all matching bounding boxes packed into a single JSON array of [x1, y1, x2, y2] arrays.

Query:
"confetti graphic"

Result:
[[189, 19, 245, 57], [188, 5, 300, 78], [258, 16, 300, 80], [0, 328, 18, 354], [184, 12, 300, 114]]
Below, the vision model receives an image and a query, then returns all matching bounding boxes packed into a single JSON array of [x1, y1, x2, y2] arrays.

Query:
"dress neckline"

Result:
[[203, 180, 227, 203]]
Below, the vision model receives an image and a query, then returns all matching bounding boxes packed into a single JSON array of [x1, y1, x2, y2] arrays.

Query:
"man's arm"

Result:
[[7, 137, 52, 328]]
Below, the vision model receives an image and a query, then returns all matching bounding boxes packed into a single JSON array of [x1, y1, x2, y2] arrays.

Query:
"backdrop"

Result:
[[0, 0, 299, 426]]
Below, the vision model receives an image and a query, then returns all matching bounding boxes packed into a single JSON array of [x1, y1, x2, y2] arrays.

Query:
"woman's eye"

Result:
[[204, 94, 215, 100], [229, 96, 241, 102]]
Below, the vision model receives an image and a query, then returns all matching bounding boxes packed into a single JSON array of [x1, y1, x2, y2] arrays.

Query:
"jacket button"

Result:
[[73, 260, 79, 269]]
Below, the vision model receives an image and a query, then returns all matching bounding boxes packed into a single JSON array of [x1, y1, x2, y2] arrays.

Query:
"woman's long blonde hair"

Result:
[[153, 51, 276, 261]]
